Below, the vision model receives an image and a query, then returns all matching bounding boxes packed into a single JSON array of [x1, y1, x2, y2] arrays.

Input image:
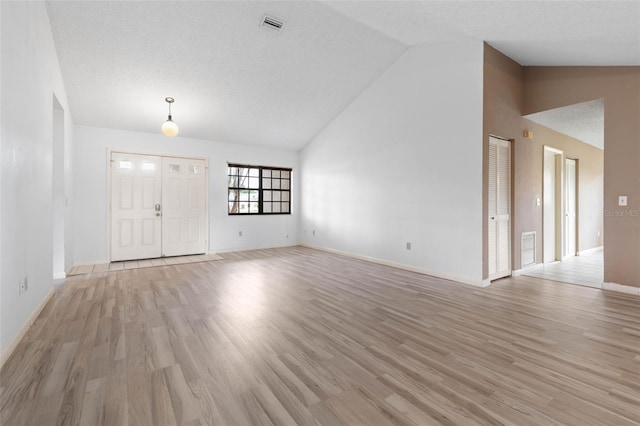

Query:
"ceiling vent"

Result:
[[262, 15, 284, 31]]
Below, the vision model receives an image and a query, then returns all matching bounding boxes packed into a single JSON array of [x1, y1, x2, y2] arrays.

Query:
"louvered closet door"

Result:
[[488, 136, 511, 280]]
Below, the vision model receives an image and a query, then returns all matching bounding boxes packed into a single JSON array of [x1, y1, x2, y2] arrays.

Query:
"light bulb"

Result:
[[161, 117, 179, 137]]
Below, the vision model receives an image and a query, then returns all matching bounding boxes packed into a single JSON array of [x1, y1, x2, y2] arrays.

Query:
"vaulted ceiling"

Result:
[[46, 1, 639, 150]]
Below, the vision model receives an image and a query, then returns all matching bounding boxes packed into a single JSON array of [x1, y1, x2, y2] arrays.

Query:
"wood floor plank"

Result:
[[1, 246, 639, 425]]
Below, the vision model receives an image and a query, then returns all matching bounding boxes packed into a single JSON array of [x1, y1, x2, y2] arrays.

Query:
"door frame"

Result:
[[543, 146, 564, 263], [106, 149, 209, 262]]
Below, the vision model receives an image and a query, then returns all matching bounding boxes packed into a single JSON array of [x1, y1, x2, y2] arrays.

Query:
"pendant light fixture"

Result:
[[161, 97, 179, 137]]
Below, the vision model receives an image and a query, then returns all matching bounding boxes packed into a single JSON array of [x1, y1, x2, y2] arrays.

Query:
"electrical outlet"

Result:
[[312, 230, 316, 236], [406, 242, 412, 250], [19, 276, 28, 294], [238, 230, 243, 237]]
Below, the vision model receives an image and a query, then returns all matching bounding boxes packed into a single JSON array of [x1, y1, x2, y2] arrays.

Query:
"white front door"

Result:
[[110, 153, 162, 261], [111, 152, 207, 261], [488, 136, 511, 280], [565, 158, 577, 257], [161, 157, 207, 257]]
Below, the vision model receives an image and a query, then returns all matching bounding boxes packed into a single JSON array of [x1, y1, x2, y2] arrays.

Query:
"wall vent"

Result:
[[262, 15, 284, 31], [521, 231, 536, 268]]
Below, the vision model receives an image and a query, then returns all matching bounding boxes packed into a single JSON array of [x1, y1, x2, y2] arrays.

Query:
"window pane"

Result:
[[282, 170, 290, 179], [282, 192, 289, 202], [239, 190, 249, 201], [272, 179, 281, 189], [263, 169, 271, 178], [282, 202, 289, 213], [238, 174, 249, 188], [142, 162, 155, 171], [119, 161, 132, 169], [228, 175, 238, 187], [228, 202, 237, 213], [249, 168, 259, 177], [189, 165, 201, 174], [263, 202, 272, 213], [262, 178, 271, 189], [228, 189, 238, 201], [229, 167, 238, 175], [263, 190, 271, 201], [281, 179, 290, 190], [239, 203, 248, 213], [273, 203, 281, 213], [273, 191, 281, 202], [272, 170, 281, 178], [169, 164, 180, 173], [249, 202, 259, 213], [249, 190, 259, 201], [249, 177, 259, 188]]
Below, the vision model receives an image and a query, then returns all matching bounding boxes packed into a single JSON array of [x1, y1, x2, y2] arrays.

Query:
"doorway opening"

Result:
[[543, 146, 563, 263], [564, 158, 578, 258]]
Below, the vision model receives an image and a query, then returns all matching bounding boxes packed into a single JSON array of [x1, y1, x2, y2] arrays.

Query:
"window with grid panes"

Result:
[[227, 164, 291, 215]]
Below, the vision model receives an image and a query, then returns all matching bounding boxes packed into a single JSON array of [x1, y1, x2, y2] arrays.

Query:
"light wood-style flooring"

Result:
[[1, 246, 639, 425]]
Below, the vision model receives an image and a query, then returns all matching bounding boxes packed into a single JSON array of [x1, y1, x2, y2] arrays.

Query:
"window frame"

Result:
[[227, 163, 292, 215]]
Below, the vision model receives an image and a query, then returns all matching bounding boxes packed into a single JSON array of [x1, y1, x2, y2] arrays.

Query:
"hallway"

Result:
[[523, 248, 604, 288]]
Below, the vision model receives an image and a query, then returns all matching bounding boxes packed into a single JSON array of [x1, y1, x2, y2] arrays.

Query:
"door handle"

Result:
[[155, 204, 161, 216]]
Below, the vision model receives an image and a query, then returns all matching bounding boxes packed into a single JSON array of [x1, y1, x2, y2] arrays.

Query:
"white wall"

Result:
[[73, 125, 299, 264], [0, 2, 74, 353], [300, 41, 485, 286]]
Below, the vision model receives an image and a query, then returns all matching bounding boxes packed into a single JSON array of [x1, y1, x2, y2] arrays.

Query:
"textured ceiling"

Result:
[[323, 1, 640, 66], [46, 1, 639, 150], [46, 1, 406, 149], [525, 99, 605, 150]]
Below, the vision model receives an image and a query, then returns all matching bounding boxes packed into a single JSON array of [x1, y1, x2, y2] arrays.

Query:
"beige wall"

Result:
[[483, 44, 523, 279], [483, 45, 607, 279], [524, 67, 640, 287], [516, 120, 603, 267]]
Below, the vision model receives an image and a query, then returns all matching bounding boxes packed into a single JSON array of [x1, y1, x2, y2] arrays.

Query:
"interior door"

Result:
[[110, 153, 162, 261], [565, 158, 577, 257], [488, 136, 511, 280], [161, 157, 207, 257], [543, 149, 562, 263]]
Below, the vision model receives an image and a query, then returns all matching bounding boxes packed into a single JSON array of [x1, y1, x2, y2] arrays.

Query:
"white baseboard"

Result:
[[213, 243, 298, 254], [300, 243, 489, 288], [53, 272, 66, 280], [603, 282, 640, 296], [578, 246, 603, 256], [0, 288, 55, 370]]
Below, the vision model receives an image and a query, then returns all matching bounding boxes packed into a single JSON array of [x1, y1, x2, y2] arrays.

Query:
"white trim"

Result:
[[53, 272, 66, 280], [214, 243, 298, 254], [301, 243, 490, 288], [603, 282, 640, 296], [578, 246, 603, 256], [0, 288, 55, 370]]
